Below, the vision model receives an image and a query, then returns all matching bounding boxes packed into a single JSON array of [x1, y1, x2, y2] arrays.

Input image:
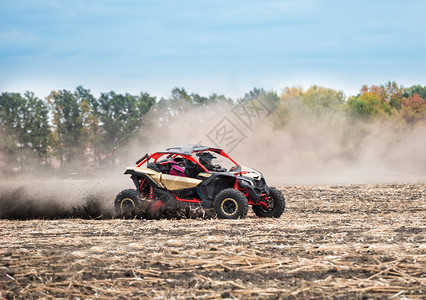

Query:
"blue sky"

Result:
[[1, 0, 425, 99]]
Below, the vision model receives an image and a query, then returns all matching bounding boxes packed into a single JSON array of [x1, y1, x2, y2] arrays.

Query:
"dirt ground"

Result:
[[1, 183, 425, 299]]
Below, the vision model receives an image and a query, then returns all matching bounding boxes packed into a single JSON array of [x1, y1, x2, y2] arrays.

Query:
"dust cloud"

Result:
[[1, 99, 425, 219], [128, 101, 426, 185], [238, 117, 426, 185]]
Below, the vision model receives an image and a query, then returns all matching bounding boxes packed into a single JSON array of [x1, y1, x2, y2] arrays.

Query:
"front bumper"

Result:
[[239, 177, 269, 203]]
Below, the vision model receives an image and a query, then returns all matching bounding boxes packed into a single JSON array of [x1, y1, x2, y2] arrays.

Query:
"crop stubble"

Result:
[[1, 183, 425, 299]]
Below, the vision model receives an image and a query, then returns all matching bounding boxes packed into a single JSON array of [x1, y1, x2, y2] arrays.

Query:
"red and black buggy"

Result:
[[115, 145, 285, 219]]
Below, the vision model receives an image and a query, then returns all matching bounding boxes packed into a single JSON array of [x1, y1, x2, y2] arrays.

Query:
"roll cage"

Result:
[[135, 146, 239, 174]]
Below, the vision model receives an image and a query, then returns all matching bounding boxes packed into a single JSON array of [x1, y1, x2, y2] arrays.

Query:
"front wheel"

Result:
[[115, 189, 140, 218], [213, 188, 249, 219], [253, 187, 285, 218]]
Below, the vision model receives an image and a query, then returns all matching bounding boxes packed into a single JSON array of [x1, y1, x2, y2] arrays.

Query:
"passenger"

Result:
[[169, 160, 187, 177]]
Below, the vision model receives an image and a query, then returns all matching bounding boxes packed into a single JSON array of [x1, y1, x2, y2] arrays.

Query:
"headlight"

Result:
[[239, 179, 254, 186]]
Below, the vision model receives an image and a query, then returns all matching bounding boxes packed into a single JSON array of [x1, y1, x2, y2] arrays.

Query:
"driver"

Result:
[[197, 152, 226, 172]]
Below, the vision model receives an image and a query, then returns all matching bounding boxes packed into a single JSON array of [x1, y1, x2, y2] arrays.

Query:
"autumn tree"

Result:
[[302, 86, 345, 113], [274, 86, 345, 127], [383, 81, 405, 110], [346, 85, 393, 118], [400, 93, 426, 124], [355, 82, 404, 112], [347, 93, 386, 118], [401, 85, 426, 124]]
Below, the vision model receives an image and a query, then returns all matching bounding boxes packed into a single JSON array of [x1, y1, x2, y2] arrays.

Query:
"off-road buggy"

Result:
[[115, 145, 285, 219]]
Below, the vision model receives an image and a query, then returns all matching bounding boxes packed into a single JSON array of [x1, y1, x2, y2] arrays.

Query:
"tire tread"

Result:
[[253, 187, 285, 218]]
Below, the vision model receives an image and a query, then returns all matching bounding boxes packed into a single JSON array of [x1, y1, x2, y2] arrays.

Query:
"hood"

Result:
[[238, 166, 262, 180]]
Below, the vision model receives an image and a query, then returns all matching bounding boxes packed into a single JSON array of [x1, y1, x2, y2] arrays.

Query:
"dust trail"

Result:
[[0, 179, 116, 219], [0, 178, 215, 220], [0, 187, 108, 219]]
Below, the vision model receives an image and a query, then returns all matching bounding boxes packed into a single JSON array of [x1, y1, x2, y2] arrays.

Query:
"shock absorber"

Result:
[[149, 185, 155, 200]]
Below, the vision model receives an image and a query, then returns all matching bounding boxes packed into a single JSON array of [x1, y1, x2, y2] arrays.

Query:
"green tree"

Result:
[[0, 92, 51, 168], [96, 91, 156, 163], [207, 93, 233, 105], [405, 85, 426, 99], [47, 89, 86, 166], [74, 86, 102, 165], [191, 93, 209, 106], [21, 92, 51, 164], [241, 87, 279, 110], [0, 92, 26, 168], [242, 87, 266, 102], [154, 87, 233, 121], [168, 87, 192, 114]]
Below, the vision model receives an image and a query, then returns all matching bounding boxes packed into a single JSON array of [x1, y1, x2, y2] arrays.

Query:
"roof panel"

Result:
[[165, 144, 221, 155]]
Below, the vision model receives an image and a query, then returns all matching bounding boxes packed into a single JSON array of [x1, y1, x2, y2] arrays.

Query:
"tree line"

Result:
[[276, 82, 425, 124], [0, 82, 425, 172]]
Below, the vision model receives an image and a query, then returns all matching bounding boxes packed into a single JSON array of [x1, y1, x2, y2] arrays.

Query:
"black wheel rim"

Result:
[[221, 198, 238, 216], [120, 198, 135, 214]]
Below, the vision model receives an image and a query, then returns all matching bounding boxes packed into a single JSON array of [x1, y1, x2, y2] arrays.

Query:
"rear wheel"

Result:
[[115, 189, 140, 218], [253, 187, 285, 218], [213, 188, 248, 219]]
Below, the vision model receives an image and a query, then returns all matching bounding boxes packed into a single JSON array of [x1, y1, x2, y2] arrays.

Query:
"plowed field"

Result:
[[1, 183, 425, 299]]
